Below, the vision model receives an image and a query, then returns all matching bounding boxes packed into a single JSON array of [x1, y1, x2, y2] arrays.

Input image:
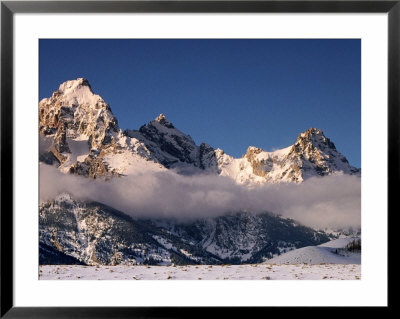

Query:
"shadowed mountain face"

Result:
[[38, 79, 359, 266], [39, 195, 330, 266], [39, 243, 87, 265]]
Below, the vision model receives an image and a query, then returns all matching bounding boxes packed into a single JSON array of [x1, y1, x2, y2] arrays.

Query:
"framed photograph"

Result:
[[1, 0, 395, 316]]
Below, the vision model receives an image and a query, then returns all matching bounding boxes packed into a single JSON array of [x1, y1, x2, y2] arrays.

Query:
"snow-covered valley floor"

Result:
[[39, 263, 360, 280]]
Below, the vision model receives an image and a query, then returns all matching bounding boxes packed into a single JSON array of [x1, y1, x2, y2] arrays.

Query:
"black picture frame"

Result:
[[1, 0, 395, 317]]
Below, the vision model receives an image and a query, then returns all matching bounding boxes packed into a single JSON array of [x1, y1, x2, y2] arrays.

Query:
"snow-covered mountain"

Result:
[[39, 194, 330, 266], [39, 78, 360, 184], [39, 78, 165, 178], [212, 127, 360, 184], [38, 78, 360, 266]]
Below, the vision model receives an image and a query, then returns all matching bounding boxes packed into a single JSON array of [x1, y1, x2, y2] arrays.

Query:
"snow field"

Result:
[[267, 237, 361, 265], [39, 263, 360, 280]]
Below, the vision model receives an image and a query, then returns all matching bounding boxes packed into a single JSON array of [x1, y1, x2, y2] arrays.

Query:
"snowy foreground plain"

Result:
[[39, 238, 360, 280], [39, 263, 360, 280]]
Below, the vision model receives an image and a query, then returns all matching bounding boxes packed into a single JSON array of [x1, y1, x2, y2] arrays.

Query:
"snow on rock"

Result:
[[103, 149, 166, 176], [39, 78, 119, 149], [39, 78, 166, 178]]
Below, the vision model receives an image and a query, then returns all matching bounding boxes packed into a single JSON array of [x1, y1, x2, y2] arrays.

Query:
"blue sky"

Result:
[[39, 39, 361, 168]]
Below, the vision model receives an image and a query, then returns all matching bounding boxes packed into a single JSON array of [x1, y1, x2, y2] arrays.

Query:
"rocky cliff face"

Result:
[[124, 114, 201, 169], [285, 128, 360, 181], [39, 78, 119, 149], [39, 78, 121, 178]]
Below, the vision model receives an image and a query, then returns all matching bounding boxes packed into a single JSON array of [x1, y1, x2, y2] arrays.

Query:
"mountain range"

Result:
[[39, 78, 360, 266]]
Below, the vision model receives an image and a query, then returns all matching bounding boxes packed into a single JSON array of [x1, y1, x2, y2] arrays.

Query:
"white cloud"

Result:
[[39, 163, 361, 229]]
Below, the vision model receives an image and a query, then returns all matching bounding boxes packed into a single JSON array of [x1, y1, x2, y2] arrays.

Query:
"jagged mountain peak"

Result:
[[214, 128, 359, 184], [128, 113, 201, 168], [302, 127, 324, 137], [40, 78, 119, 143], [291, 127, 338, 157], [58, 77, 91, 91], [39, 79, 126, 178], [281, 127, 359, 181], [298, 128, 329, 142], [154, 113, 175, 129], [244, 146, 263, 157], [50, 77, 108, 109], [244, 128, 331, 160]]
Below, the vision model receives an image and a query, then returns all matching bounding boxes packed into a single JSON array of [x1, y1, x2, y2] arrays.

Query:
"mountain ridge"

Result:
[[39, 78, 360, 184], [39, 194, 331, 266]]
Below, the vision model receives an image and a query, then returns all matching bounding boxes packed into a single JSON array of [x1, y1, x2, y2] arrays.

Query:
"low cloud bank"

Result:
[[39, 164, 361, 230]]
